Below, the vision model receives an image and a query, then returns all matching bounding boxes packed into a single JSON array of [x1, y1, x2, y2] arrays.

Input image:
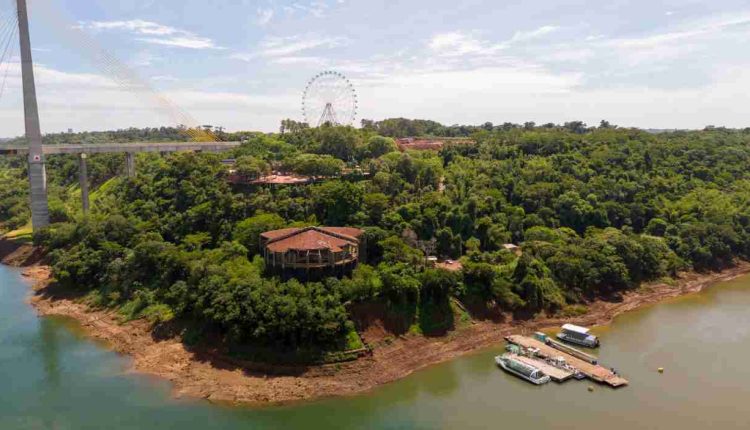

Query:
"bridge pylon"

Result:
[[17, 0, 50, 230]]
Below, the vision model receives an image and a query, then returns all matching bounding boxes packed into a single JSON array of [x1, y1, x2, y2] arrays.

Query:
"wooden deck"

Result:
[[547, 338, 598, 364], [506, 335, 628, 387], [512, 355, 574, 382]]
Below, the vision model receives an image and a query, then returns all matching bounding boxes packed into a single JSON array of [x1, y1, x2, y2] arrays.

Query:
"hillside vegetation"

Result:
[[4, 120, 750, 359]]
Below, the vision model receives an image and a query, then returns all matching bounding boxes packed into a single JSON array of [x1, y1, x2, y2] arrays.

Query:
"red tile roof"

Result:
[[260, 227, 301, 240], [263, 226, 364, 253], [318, 226, 364, 239]]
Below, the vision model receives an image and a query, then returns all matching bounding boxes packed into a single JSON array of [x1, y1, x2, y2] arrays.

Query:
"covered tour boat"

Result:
[[556, 324, 600, 348], [495, 353, 551, 385]]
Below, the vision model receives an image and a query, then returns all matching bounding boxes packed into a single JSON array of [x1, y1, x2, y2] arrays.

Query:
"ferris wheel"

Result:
[[302, 71, 358, 127]]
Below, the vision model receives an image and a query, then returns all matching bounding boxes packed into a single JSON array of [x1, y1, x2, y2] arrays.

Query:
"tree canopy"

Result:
[[7, 120, 750, 357]]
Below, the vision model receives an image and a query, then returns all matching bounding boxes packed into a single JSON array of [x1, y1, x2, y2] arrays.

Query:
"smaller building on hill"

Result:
[[503, 243, 522, 256], [395, 137, 475, 151], [260, 226, 365, 279]]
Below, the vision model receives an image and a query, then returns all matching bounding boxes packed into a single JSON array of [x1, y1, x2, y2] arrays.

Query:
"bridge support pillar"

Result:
[[79, 153, 89, 215], [28, 158, 49, 228], [125, 152, 136, 177]]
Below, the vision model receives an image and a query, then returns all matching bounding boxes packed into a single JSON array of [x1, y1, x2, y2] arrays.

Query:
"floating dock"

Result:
[[546, 338, 598, 364], [505, 335, 628, 387], [512, 355, 574, 382]]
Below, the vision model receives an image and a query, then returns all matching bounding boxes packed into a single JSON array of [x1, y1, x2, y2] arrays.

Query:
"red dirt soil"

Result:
[[0, 239, 44, 266]]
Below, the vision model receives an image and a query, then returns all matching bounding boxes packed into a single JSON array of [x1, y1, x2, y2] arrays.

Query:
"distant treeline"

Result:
[[4, 126, 193, 146], [359, 117, 750, 138], [359, 118, 606, 137]]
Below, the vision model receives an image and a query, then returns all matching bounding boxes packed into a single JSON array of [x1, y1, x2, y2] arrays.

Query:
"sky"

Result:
[[0, 0, 749, 136]]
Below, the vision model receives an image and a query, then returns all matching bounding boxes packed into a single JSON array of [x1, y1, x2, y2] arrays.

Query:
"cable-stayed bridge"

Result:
[[1, 141, 240, 216], [0, 142, 240, 156], [2, 0, 240, 231]]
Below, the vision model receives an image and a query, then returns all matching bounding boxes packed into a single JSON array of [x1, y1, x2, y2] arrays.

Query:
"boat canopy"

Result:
[[561, 324, 591, 335]]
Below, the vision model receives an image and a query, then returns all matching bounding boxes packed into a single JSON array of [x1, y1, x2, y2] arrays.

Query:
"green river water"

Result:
[[2, 263, 750, 429]]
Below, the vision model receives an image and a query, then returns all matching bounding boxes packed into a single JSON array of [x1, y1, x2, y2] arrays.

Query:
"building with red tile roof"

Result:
[[260, 226, 365, 278]]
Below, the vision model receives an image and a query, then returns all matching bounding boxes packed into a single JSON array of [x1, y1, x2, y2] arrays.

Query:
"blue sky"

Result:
[[0, 0, 749, 135]]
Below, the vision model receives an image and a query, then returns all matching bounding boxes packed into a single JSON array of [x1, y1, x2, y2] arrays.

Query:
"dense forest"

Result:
[[3, 119, 750, 360]]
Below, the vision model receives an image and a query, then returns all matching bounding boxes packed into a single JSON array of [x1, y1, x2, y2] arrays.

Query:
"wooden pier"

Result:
[[512, 355, 574, 382], [546, 338, 598, 364], [506, 335, 628, 387]]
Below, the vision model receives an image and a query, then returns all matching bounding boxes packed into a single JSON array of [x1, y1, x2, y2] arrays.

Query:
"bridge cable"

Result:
[[0, 9, 17, 101], [32, 0, 216, 141], [0, 11, 17, 56], [0, 23, 17, 100]]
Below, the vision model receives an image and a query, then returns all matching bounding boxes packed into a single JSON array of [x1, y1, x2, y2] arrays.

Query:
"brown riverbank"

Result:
[[6, 240, 750, 405], [0, 238, 45, 267]]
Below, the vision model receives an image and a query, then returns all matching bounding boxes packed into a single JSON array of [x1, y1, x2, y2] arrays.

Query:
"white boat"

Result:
[[495, 353, 551, 385], [556, 324, 600, 348]]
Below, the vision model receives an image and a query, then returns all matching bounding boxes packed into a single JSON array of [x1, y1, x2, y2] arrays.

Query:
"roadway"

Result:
[[0, 141, 241, 155]]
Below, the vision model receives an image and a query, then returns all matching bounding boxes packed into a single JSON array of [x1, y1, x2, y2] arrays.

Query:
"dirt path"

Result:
[[9, 243, 750, 406]]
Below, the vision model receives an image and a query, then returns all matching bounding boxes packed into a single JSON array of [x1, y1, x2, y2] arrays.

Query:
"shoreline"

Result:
[[0, 238, 44, 267], [5, 241, 750, 405]]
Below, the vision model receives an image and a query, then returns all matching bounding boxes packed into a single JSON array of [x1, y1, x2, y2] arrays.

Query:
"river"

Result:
[[2, 264, 750, 429]]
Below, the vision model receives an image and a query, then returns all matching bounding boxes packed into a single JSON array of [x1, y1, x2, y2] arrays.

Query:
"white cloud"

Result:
[[136, 36, 218, 50], [428, 32, 495, 56], [34, 64, 118, 89], [509, 25, 559, 43], [150, 75, 179, 82], [285, 2, 329, 18], [355, 64, 750, 131], [543, 48, 596, 63], [0, 62, 300, 135], [610, 28, 707, 49], [263, 0, 347, 19], [80, 19, 223, 50], [231, 34, 349, 61], [8, 8, 750, 136], [129, 51, 157, 67], [358, 65, 580, 98], [607, 12, 750, 49], [85, 20, 176, 36], [256, 8, 274, 26], [329, 11, 750, 129], [4, 56, 750, 137], [587, 12, 750, 68], [428, 25, 558, 57], [270, 56, 327, 66]]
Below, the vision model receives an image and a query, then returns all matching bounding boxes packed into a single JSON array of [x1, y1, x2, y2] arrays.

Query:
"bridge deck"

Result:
[[0, 141, 241, 155]]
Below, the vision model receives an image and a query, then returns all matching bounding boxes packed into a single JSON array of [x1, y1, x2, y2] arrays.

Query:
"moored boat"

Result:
[[556, 324, 600, 348], [495, 353, 551, 385]]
